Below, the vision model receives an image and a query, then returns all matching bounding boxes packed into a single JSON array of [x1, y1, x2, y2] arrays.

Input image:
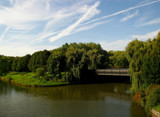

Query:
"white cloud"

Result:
[[1, 0, 101, 42], [49, 1, 100, 42], [121, 10, 139, 22], [0, 46, 38, 57], [139, 18, 160, 26], [41, 0, 160, 43], [35, 31, 60, 42], [131, 29, 160, 40], [43, 4, 91, 32], [0, 45, 58, 57], [0, 0, 101, 56], [0, 0, 160, 56], [0, 0, 54, 33], [78, 0, 160, 26], [100, 29, 160, 51], [100, 39, 131, 51], [73, 20, 111, 34], [0, 0, 97, 35], [1, 0, 157, 42]]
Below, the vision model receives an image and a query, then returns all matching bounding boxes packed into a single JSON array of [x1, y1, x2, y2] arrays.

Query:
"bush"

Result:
[[36, 68, 45, 77], [145, 88, 160, 114]]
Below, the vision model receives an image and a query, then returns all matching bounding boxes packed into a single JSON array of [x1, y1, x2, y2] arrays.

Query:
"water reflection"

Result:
[[0, 80, 146, 117]]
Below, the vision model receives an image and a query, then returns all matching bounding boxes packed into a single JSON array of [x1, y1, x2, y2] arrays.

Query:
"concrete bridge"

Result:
[[96, 68, 129, 76]]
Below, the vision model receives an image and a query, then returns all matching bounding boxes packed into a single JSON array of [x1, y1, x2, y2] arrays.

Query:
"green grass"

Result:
[[1, 72, 69, 86], [154, 104, 160, 112]]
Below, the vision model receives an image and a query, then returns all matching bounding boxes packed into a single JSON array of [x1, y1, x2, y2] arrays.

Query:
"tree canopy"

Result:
[[126, 32, 160, 90]]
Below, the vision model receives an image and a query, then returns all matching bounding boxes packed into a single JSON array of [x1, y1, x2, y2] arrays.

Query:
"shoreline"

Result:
[[0, 77, 69, 87]]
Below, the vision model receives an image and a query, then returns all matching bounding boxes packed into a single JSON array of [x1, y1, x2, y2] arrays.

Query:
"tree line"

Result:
[[1, 31, 159, 86], [1, 43, 123, 83]]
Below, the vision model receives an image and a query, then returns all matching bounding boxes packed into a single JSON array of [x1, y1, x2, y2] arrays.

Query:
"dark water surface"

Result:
[[0, 80, 146, 117]]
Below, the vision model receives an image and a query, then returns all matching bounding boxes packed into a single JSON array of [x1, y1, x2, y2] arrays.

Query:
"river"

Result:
[[0, 80, 146, 117]]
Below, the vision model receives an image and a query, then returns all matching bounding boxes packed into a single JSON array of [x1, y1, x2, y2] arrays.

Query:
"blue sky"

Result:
[[0, 0, 160, 56]]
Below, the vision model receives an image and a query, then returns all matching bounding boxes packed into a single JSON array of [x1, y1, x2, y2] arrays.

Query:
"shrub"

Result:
[[145, 88, 160, 114], [36, 68, 45, 77]]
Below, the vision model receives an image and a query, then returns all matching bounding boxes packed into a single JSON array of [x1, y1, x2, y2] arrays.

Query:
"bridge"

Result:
[[96, 68, 129, 76]]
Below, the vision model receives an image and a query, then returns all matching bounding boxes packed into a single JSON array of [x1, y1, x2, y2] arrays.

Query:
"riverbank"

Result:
[[0, 72, 69, 87], [132, 85, 160, 116]]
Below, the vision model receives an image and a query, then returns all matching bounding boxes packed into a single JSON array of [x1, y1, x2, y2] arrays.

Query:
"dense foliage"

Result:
[[0, 43, 109, 83], [145, 88, 160, 114], [108, 51, 129, 68], [0, 55, 13, 75], [47, 43, 109, 83], [28, 50, 51, 72], [12, 55, 31, 72], [126, 32, 160, 90], [126, 32, 160, 114], [0, 33, 159, 84]]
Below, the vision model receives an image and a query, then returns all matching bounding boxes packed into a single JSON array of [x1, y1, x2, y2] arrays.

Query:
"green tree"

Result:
[[109, 51, 129, 68], [28, 50, 51, 72], [47, 50, 66, 78], [126, 32, 160, 90], [11, 55, 31, 72], [0, 56, 11, 74], [64, 43, 109, 82], [142, 35, 160, 86]]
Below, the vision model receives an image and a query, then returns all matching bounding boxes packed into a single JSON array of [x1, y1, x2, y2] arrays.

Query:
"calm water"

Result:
[[0, 80, 146, 117]]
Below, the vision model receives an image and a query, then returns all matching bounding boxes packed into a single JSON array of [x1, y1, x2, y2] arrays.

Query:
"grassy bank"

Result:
[[0, 72, 69, 87]]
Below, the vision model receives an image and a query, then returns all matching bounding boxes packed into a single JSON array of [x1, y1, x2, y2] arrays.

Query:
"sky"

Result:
[[0, 0, 160, 56]]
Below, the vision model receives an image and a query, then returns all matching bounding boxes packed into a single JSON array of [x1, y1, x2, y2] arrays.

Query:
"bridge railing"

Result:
[[96, 68, 129, 76]]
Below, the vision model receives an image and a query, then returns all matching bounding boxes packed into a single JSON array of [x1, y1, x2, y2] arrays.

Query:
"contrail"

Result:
[[38, 0, 160, 42], [79, 0, 160, 26], [0, 27, 10, 40]]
